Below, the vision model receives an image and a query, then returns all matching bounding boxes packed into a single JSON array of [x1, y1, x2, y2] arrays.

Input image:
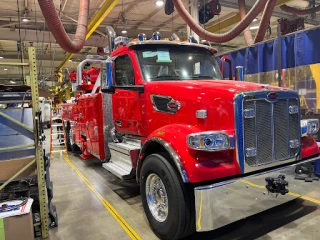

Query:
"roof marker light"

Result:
[[138, 33, 147, 41], [152, 31, 161, 40]]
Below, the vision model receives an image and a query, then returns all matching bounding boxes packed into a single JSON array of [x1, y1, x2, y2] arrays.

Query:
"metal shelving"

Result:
[[0, 47, 53, 238]]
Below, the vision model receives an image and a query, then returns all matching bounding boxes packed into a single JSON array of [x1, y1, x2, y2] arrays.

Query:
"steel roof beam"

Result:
[[206, 0, 294, 33]]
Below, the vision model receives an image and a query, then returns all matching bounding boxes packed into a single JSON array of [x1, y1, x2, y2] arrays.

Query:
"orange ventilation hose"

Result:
[[254, 0, 277, 43], [238, 0, 254, 45], [38, 0, 89, 53], [172, 0, 268, 43], [280, 4, 320, 15]]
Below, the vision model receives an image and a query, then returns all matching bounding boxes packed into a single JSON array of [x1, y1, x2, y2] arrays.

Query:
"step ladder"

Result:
[[50, 108, 68, 158]]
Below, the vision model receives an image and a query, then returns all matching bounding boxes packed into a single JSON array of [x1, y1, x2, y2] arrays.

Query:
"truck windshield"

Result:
[[135, 44, 223, 82]]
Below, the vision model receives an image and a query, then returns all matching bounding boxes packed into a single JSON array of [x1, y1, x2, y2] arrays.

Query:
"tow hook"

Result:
[[265, 174, 289, 196]]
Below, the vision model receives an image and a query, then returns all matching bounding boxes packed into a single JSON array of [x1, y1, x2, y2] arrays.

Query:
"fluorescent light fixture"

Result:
[[4, 68, 8, 71], [10, 80, 16, 84], [22, 18, 29, 22], [69, 59, 72, 62], [0, 56, 3, 59], [253, 18, 258, 22], [121, 29, 128, 34], [250, 26, 259, 30], [155, 0, 164, 7]]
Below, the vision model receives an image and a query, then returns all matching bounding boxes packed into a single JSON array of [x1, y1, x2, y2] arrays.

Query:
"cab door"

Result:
[[112, 54, 144, 136]]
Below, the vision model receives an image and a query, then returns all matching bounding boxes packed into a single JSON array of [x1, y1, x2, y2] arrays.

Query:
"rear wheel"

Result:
[[140, 154, 195, 240], [67, 128, 80, 153], [65, 127, 72, 151]]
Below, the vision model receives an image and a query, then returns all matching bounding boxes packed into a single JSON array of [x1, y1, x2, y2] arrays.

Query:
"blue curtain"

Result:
[[217, 27, 320, 78]]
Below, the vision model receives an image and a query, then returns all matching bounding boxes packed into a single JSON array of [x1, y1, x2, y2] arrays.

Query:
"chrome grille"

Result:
[[243, 97, 300, 167]]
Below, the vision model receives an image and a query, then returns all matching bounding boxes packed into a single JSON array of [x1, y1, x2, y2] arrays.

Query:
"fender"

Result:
[[137, 124, 241, 183]]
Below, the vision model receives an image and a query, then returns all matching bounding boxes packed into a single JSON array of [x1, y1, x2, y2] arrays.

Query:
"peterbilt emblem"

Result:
[[267, 92, 278, 100], [167, 99, 181, 113]]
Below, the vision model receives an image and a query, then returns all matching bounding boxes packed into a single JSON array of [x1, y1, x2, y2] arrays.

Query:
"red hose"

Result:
[[254, 0, 277, 43], [280, 4, 320, 15], [38, 0, 89, 53], [172, 0, 268, 43], [238, 0, 254, 45]]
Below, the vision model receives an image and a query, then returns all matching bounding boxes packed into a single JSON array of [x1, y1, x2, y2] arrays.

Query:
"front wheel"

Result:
[[140, 154, 195, 240]]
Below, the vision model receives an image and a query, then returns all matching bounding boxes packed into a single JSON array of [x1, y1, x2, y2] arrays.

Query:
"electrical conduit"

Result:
[[172, 0, 268, 43], [38, 0, 89, 53]]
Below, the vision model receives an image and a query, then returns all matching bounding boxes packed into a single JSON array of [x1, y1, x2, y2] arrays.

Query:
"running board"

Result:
[[102, 141, 140, 179]]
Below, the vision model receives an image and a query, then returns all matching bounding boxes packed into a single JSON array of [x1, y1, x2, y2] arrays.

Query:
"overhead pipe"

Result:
[[254, 0, 278, 43], [238, 0, 254, 45], [38, 0, 89, 53], [280, 4, 320, 15], [172, 0, 268, 43]]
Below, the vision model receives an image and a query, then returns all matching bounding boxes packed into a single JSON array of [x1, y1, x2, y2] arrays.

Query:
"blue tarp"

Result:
[[217, 27, 320, 78]]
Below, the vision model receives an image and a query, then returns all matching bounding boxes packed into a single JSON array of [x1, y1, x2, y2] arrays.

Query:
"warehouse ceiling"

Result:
[[0, 0, 319, 87]]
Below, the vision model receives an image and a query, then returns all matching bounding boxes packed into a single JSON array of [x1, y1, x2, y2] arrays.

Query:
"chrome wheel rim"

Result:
[[146, 173, 168, 222]]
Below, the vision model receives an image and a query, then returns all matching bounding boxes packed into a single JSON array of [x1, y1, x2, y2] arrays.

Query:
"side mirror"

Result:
[[101, 61, 115, 93], [220, 55, 233, 80]]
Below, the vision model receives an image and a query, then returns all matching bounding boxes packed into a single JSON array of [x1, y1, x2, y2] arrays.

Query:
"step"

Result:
[[102, 161, 132, 179], [51, 143, 65, 146], [51, 132, 65, 135], [51, 150, 67, 153]]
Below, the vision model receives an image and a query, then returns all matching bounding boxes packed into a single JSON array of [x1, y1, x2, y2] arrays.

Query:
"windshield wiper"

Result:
[[151, 75, 181, 79], [190, 75, 213, 79]]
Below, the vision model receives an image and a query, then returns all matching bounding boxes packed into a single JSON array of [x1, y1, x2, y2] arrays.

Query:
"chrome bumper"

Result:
[[194, 156, 320, 232]]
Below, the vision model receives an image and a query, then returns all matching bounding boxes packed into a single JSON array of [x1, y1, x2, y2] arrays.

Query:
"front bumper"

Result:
[[194, 156, 320, 232]]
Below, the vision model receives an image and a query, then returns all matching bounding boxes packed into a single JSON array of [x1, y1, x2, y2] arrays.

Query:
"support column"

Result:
[[187, 0, 200, 42]]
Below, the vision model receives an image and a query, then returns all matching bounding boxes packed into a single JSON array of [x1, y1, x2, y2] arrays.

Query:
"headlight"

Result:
[[187, 132, 234, 151], [301, 119, 319, 136]]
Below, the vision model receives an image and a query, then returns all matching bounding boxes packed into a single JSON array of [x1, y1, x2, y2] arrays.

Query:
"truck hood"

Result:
[[145, 80, 286, 132]]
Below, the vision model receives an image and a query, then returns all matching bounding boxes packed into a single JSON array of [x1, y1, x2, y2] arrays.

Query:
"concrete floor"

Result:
[[46, 131, 320, 240]]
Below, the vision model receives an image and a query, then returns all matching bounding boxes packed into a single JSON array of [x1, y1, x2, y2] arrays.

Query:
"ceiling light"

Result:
[[10, 80, 16, 84], [155, 0, 164, 7], [0, 56, 3, 59], [253, 18, 258, 22], [69, 59, 72, 62], [4, 68, 8, 71], [189, 56, 193, 60], [22, 18, 29, 22], [121, 29, 128, 34], [250, 26, 259, 30]]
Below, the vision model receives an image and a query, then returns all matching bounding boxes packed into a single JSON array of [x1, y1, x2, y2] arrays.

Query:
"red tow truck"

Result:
[[61, 29, 320, 239]]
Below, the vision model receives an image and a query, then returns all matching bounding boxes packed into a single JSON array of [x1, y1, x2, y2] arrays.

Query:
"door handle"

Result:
[[115, 120, 122, 127]]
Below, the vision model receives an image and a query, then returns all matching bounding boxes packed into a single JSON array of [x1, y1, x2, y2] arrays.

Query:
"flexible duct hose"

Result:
[[38, 0, 89, 53], [254, 0, 277, 43], [172, 0, 268, 43], [238, 0, 254, 45], [280, 4, 320, 15]]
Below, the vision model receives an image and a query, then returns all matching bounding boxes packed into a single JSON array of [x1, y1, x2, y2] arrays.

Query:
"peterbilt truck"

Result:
[[60, 31, 320, 240]]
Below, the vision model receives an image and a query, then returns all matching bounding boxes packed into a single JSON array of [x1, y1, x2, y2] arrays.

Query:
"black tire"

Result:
[[65, 127, 72, 151], [140, 153, 195, 240], [66, 127, 80, 153]]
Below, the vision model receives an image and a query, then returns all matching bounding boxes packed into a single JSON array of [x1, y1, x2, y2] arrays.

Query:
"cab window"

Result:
[[115, 55, 135, 86]]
